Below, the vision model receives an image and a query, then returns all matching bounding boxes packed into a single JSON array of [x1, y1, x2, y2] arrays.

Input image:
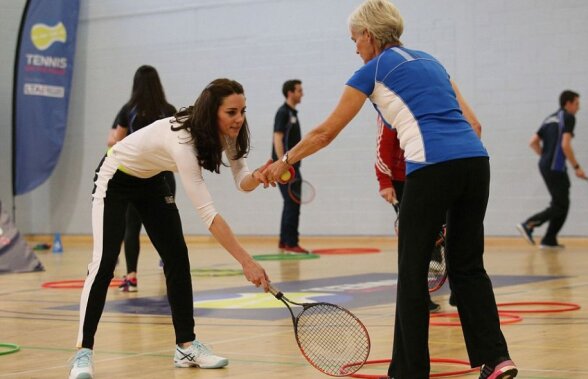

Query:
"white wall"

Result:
[[1, 0, 587, 236]]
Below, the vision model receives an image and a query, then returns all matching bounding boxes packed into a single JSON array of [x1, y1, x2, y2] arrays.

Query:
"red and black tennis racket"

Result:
[[391, 201, 448, 292], [268, 284, 370, 376], [288, 178, 316, 204]]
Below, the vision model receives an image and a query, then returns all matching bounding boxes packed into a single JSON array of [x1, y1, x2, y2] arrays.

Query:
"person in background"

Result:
[[516, 90, 585, 249], [263, 1, 516, 378], [272, 79, 309, 253], [374, 115, 441, 313], [107, 65, 177, 291], [69, 78, 271, 379]]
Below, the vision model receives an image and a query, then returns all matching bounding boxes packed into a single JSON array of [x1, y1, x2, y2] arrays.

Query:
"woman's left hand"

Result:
[[252, 159, 274, 188]]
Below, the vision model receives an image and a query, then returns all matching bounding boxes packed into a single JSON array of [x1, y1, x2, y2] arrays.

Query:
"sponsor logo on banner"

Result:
[[31, 22, 67, 50], [24, 83, 64, 98]]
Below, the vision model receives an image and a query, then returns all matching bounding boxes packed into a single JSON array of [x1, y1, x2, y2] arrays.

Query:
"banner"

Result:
[[12, 0, 80, 195]]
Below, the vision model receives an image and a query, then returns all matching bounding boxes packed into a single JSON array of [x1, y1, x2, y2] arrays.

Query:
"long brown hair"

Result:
[[126, 65, 173, 124], [172, 78, 250, 173]]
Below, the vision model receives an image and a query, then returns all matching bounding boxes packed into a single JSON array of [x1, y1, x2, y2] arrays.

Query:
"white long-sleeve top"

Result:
[[107, 116, 251, 228]]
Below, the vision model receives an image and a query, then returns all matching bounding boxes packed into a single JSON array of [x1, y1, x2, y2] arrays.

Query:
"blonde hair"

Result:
[[348, 0, 404, 48]]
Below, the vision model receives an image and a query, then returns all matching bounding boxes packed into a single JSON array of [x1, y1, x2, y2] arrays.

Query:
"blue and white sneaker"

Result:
[[174, 340, 228, 369], [69, 348, 94, 379]]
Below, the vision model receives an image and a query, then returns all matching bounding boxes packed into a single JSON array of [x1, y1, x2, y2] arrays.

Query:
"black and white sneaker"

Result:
[[515, 223, 535, 245]]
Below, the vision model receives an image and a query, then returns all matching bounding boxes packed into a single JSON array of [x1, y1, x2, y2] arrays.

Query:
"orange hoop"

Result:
[[347, 358, 478, 378], [429, 312, 522, 326], [42, 279, 124, 289], [496, 301, 580, 313]]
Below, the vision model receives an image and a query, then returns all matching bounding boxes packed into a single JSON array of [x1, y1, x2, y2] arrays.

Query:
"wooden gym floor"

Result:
[[1, 235, 587, 378]]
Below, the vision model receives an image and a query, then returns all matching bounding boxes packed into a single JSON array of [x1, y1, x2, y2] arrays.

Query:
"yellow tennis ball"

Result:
[[280, 170, 293, 183]]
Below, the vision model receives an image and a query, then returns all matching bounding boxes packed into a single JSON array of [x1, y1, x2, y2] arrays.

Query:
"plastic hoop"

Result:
[[191, 268, 243, 277], [347, 358, 478, 378], [429, 312, 522, 326], [496, 301, 581, 313], [252, 253, 320, 261], [0, 343, 21, 356], [42, 279, 124, 289], [312, 248, 381, 255]]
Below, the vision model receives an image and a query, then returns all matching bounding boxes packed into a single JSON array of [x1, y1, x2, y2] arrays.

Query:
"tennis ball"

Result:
[[280, 170, 292, 182]]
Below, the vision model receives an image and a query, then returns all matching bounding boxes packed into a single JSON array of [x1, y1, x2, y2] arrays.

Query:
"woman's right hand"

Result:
[[241, 259, 270, 292], [379, 187, 397, 204]]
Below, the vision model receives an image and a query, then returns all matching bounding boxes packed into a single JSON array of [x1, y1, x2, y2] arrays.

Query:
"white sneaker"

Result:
[[69, 348, 94, 379], [174, 340, 228, 369]]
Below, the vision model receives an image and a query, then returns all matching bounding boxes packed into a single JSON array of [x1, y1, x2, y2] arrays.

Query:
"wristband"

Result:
[[573, 164, 580, 170]]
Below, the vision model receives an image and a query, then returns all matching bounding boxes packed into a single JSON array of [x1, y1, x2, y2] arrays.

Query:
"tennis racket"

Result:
[[391, 202, 448, 292], [288, 178, 316, 204], [392, 201, 400, 235], [268, 284, 370, 376], [428, 227, 448, 292]]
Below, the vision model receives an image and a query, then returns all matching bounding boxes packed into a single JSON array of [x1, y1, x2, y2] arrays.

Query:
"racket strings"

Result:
[[296, 303, 369, 376], [428, 231, 447, 291], [288, 179, 315, 204]]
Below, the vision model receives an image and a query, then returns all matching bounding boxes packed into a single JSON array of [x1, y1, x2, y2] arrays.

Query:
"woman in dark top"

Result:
[[107, 65, 177, 292]]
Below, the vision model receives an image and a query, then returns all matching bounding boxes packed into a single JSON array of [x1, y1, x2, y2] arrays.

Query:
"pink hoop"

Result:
[[348, 358, 478, 378]]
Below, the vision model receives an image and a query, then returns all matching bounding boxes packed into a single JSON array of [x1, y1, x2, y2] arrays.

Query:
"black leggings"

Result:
[[122, 171, 176, 273], [78, 168, 194, 348], [388, 157, 510, 378]]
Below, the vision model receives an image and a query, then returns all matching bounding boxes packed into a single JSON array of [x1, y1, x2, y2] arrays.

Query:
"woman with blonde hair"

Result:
[[264, 1, 516, 378]]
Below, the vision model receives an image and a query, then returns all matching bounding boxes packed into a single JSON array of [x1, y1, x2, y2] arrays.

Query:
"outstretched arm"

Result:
[[239, 159, 273, 190], [264, 85, 367, 180], [208, 214, 270, 291]]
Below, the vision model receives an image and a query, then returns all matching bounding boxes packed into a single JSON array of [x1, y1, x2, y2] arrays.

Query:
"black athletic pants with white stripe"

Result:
[[77, 158, 195, 349], [388, 157, 510, 379], [123, 171, 176, 273]]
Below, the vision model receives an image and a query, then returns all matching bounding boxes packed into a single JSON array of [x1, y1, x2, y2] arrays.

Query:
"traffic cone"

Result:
[[52, 233, 63, 253]]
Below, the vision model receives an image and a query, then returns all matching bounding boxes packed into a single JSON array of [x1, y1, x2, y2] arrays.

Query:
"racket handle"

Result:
[[268, 284, 284, 299], [392, 200, 399, 214]]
